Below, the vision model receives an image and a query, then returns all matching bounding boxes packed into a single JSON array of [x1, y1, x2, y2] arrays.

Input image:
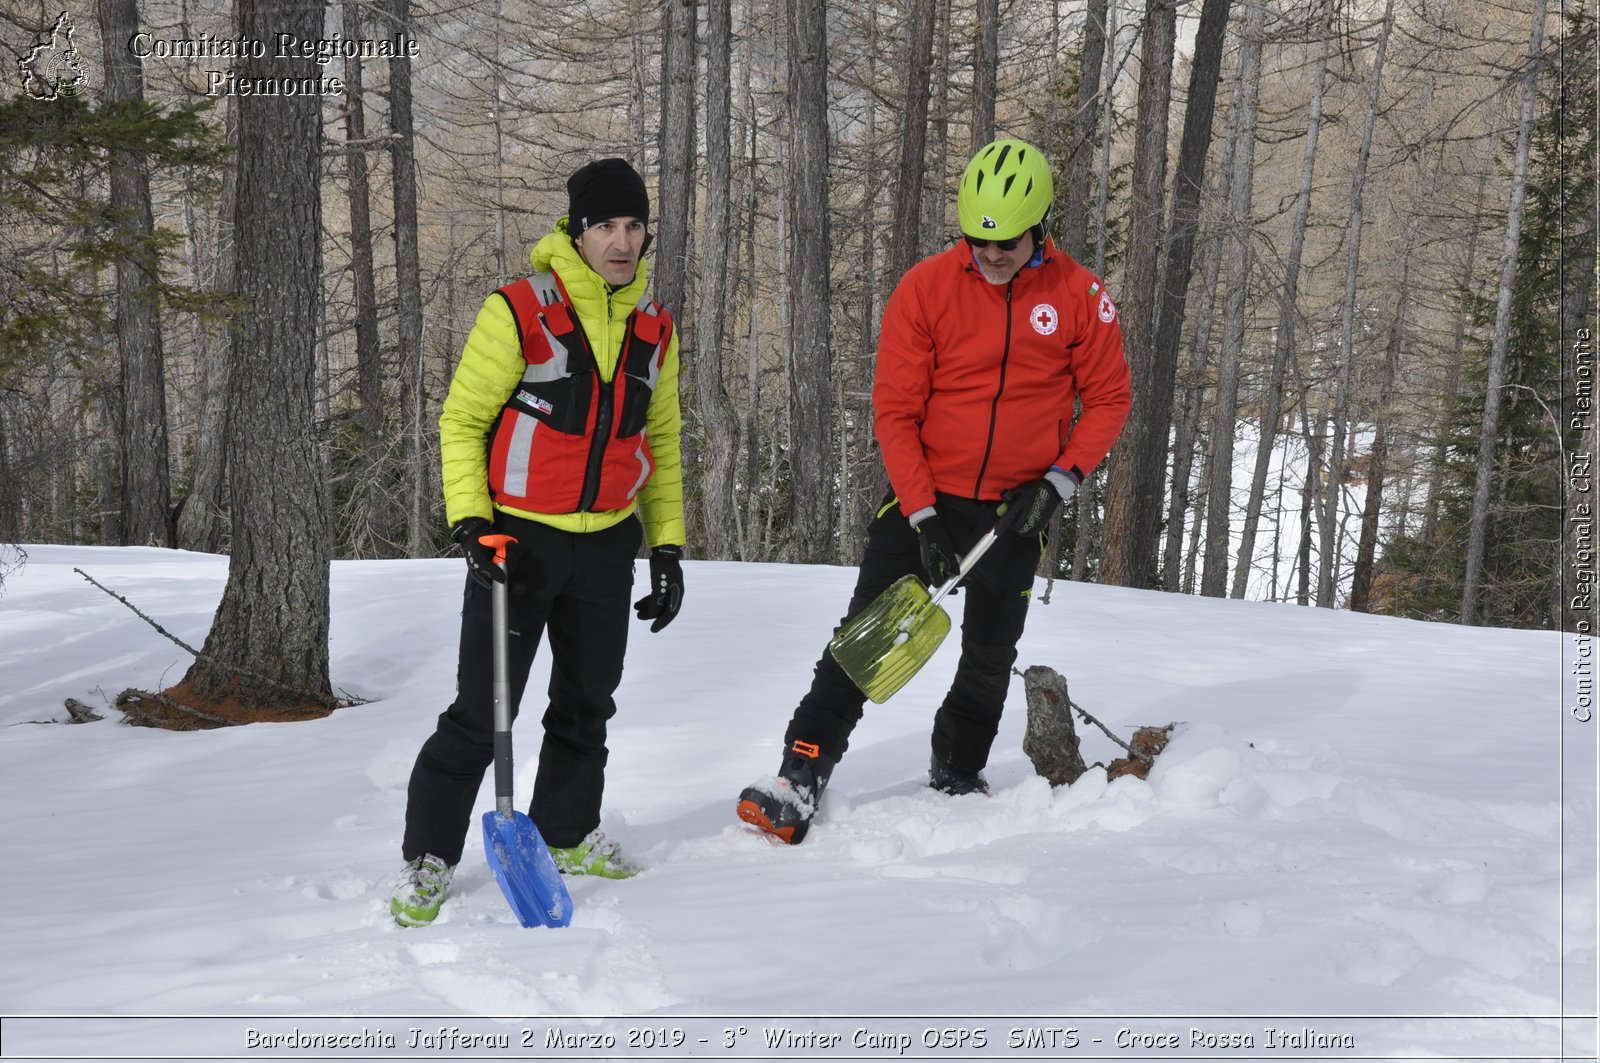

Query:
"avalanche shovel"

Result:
[[828, 527, 999, 705], [477, 534, 573, 929]]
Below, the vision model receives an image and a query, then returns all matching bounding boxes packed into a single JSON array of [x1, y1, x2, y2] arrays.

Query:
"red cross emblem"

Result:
[[1030, 303, 1059, 336]]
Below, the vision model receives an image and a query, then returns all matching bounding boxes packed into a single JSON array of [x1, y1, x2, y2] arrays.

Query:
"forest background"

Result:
[[0, 0, 1593, 693]]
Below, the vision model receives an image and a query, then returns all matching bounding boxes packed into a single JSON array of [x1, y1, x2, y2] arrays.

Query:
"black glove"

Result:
[[996, 478, 1067, 539], [451, 517, 505, 588], [634, 545, 684, 633], [915, 514, 961, 587]]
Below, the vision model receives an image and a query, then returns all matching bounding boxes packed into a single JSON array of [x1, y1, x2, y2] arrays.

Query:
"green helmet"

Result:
[[957, 138, 1054, 241]]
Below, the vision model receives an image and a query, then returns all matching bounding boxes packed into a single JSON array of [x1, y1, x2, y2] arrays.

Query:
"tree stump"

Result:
[[1021, 664, 1090, 786]]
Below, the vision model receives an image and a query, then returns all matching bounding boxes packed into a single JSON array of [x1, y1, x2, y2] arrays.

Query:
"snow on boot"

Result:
[[549, 828, 640, 879], [391, 854, 455, 927], [736, 740, 833, 844], [928, 753, 991, 796]]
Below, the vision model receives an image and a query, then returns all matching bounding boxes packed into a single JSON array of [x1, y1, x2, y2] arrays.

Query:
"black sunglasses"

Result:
[[965, 233, 1023, 252]]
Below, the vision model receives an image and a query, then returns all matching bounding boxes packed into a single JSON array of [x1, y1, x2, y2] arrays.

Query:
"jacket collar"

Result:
[[530, 218, 650, 313], [955, 234, 1055, 285]]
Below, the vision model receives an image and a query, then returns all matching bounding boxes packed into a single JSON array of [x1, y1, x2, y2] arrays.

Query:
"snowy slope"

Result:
[[0, 545, 1593, 1061]]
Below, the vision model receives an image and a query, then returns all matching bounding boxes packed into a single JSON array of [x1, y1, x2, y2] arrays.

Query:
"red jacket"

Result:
[[872, 238, 1132, 515]]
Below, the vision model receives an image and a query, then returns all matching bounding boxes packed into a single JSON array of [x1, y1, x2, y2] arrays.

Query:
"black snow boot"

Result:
[[928, 752, 991, 796], [736, 740, 835, 844]]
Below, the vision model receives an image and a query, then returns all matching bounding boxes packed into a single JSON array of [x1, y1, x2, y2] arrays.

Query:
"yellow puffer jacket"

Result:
[[438, 221, 685, 547]]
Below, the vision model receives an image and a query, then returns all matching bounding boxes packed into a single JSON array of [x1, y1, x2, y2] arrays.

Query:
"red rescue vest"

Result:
[[487, 271, 673, 515]]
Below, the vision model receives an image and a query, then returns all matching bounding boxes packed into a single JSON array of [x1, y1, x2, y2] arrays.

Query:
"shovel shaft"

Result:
[[928, 527, 999, 609], [490, 562, 514, 818]]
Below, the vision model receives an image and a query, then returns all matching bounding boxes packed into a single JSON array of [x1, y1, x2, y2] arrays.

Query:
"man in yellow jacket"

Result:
[[393, 158, 685, 926]]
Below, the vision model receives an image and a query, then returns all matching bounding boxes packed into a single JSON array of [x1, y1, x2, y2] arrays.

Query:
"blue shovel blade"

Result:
[[481, 810, 573, 928]]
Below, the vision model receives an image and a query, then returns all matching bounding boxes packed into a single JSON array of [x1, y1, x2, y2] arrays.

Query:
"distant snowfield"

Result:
[[0, 545, 1593, 1062]]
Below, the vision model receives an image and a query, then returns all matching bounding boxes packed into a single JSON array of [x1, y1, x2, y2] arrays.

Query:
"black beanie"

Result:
[[566, 158, 650, 235]]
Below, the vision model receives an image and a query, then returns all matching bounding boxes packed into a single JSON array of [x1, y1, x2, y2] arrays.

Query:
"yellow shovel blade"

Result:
[[828, 575, 953, 704]]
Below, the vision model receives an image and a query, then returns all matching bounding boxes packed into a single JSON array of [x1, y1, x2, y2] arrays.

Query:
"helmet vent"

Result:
[[1003, 175, 1015, 195], [994, 143, 1012, 170]]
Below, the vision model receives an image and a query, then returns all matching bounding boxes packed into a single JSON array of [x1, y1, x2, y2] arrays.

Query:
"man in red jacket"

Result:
[[737, 138, 1132, 844]]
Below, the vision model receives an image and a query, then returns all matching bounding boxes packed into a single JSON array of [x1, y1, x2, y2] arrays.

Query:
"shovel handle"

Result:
[[478, 532, 517, 565], [928, 527, 999, 610]]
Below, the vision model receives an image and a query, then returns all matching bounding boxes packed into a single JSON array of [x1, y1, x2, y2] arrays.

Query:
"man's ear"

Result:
[[640, 231, 654, 256]]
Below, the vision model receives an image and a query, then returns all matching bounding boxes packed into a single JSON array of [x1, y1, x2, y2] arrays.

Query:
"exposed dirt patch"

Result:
[[115, 680, 334, 730]]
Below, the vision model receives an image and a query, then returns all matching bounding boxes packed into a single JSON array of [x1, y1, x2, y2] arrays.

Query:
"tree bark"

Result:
[[922, 0, 953, 260], [1350, 215, 1417, 611], [695, 0, 738, 559], [385, 0, 428, 556], [174, 0, 333, 711], [1099, 0, 1177, 589], [657, 0, 698, 322], [1462, 0, 1548, 624], [1231, 4, 1329, 599], [1148, 0, 1231, 424], [741, 76, 763, 560], [786, 0, 835, 562], [1319, 0, 1394, 608], [971, 0, 999, 149], [343, 0, 391, 559], [98, 0, 173, 547], [1060, 0, 1106, 262], [889, 0, 937, 282], [174, 103, 237, 554], [1199, 0, 1262, 598]]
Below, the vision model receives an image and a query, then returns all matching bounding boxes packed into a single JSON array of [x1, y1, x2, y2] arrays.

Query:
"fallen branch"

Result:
[[74, 567, 344, 713]]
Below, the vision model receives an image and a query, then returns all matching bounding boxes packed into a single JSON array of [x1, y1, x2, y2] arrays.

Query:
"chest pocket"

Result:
[[612, 301, 668, 439], [500, 286, 597, 436]]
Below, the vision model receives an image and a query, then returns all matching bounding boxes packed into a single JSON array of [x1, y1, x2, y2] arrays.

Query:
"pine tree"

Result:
[[1381, 22, 1594, 628], [0, 94, 227, 384]]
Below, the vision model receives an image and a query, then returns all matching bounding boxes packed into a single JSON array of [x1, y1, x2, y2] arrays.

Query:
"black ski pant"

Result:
[[784, 493, 1042, 776], [403, 512, 643, 863]]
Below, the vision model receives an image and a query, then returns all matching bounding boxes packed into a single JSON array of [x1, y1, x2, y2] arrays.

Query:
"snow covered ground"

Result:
[[0, 544, 1594, 1061]]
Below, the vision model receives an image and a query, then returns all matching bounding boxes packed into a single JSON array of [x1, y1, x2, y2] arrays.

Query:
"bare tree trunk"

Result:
[[1163, 218, 1224, 592], [174, 0, 333, 711], [386, 0, 428, 555], [922, 0, 954, 259], [1350, 215, 1417, 611], [741, 76, 763, 561], [1422, 172, 1489, 544], [1093, 0, 1119, 278], [696, 0, 739, 559], [99, 0, 173, 547], [657, 0, 698, 321], [492, 0, 509, 284], [1462, 0, 1547, 624], [972, 0, 998, 149], [1100, 0, 1177, 589], [343, 0, 390, 559], [1318, 0, 1394, 608], [1061, 0, 1106, 262], [1200, 0, 1262, 598], [889, 0, 937, 281], [786, 0, 835, 562], [175, 104, 237, 554], [1149, 0, 1232, 593], [1231, 3, 1329, 598]]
